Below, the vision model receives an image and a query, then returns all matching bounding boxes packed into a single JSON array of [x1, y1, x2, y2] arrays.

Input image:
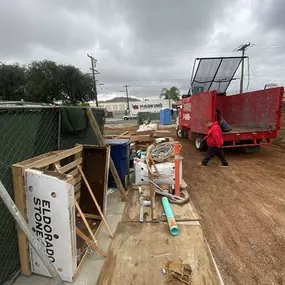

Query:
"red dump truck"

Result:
[[177, 88, 284, 152], [176, 57, 284, 153]]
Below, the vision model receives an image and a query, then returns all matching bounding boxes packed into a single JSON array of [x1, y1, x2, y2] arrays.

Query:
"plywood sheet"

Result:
[[122, 188, 200, 222], [97, 222, 221, 285], [80, 146, 110, 216]]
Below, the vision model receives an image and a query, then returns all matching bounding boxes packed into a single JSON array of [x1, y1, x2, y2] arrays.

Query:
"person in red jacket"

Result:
[[197, 120, 229, 167]]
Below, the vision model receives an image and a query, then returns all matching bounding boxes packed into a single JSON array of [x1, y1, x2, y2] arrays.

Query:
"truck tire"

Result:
[[176, 129, 188, 139], [124, 117, 128, 120], [176, 129, 183, 139], [195, 135, 207, 151]]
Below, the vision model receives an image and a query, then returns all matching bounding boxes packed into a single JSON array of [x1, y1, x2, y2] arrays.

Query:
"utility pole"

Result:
[[87, 54, 100, 107], [123, 84, 130, 114], [235, 43, 251, 93]]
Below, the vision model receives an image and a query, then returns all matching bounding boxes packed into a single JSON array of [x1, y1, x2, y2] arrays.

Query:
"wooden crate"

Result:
[[12, 144, 110, 279], [131, 131, 154, 142]]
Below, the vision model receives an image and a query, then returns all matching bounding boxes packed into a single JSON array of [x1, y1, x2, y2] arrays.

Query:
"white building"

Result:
[[91, 98, 176, 113], [96, 102, 128, 112]]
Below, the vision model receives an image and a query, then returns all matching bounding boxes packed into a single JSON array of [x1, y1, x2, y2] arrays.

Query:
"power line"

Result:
[[100, 78, 190, 84]]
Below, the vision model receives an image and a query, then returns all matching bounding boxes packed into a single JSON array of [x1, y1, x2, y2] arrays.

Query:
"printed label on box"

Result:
[[25, 169, 76, 282]]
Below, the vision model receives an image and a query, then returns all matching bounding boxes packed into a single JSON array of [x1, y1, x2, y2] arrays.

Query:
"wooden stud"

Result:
[[13, 151, 58, 168], [75, 191, 81, 201], [68, 168, 79, 177], [85, 108, 128, 201], [114, 131, 129, 138], [75, 200, 97, 243], [12, 166, 31, 276], [58, 158, 83, 174], [13, 145, 83, 170], [76, 213, 101, 220], [103, 146, 111, 216], [146, 145, 158, 221], [53, 162, 61, 172], [76, 228, 107, 257], [78, 166, 113, 238], [74, 183, 81, 193], [70, 175, 82, 186]]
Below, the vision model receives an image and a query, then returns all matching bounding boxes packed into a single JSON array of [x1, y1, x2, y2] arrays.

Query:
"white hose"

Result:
[[150, 142, 174, 162]]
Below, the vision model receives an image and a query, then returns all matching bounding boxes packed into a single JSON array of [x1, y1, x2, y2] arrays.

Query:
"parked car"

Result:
[[123, 114, 137, 120]]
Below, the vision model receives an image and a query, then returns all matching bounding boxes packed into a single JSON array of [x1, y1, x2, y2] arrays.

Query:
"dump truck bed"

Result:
[[179, 87, 284, 148], [226, 126, 271, 134]]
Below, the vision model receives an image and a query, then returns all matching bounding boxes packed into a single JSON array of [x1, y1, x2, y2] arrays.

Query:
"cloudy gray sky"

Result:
[[1, 0, 285, 100]]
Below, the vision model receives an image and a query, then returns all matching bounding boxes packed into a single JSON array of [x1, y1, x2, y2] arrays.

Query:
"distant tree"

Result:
[[26, 60, 62, 103], [160, 86, 180, 101], [58, 65, 93, 104], [0, 60, 94, 104], [0, 64, 27, 101]]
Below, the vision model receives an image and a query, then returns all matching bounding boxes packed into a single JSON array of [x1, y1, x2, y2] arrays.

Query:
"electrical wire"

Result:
[[249, 61, 262, 90], [150, 142, 174, 163]]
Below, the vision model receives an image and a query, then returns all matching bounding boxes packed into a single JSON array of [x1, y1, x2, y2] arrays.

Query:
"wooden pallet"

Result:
[[12, 145, 110, 278]]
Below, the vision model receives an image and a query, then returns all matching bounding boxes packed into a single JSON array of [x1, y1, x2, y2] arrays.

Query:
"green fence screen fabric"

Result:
[[0, 106, 105, 284]]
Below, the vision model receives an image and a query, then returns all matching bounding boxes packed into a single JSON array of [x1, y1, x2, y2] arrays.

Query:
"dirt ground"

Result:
[[105, 117, 285, 285]]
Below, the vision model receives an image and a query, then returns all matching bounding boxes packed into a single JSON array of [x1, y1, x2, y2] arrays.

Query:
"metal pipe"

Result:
[[139, 197, 151, 223], [57, 108, 61, 150], [0, 180, 64, 285], [174, 143, 181, 196]]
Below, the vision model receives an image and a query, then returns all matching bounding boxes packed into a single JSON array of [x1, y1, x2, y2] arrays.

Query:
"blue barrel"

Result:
[[104, 139, 131, 186], [160, 108, 172, 125]]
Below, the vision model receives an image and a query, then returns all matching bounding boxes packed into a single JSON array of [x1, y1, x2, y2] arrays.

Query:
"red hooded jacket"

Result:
[[203, 121, 224, 148]]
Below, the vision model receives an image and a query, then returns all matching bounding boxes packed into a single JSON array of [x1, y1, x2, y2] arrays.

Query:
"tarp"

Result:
[[60, 107, 88, 133], [191, 57, 244, 94]]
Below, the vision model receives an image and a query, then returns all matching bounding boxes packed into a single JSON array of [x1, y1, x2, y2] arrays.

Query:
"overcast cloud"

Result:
[[0, 0, 285, 100]]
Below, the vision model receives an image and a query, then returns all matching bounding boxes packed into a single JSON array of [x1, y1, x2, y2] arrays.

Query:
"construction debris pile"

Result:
[[117, 123, 189, 229]]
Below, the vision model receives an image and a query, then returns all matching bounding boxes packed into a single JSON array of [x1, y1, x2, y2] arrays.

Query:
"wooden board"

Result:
[[97, 222, 221, 285], [122, 188, 200, 222], [80, 145, 110, 216]]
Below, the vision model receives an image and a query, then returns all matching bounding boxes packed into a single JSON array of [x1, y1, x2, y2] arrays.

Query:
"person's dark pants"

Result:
[[202, 147, 228, 166]]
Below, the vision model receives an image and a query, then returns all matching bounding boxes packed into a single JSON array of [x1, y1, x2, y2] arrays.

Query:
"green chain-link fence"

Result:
[[0, 106, 105, 284]]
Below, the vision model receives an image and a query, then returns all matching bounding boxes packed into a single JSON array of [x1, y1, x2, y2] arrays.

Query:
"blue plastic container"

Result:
[[160, 108, 172, 125], [104, 139, 131, 186]]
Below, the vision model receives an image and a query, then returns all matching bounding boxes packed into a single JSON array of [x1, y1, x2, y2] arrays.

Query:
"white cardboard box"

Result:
[[134, 158, 183, 185], [25, 169, 76, 282]]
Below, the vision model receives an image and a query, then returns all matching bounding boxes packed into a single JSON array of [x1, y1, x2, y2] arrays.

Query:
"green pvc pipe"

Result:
[[162, 197, 179, 236]]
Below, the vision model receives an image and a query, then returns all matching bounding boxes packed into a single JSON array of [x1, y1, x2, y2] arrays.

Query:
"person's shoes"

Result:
[[219, 164, 229, 168], [197, 162, 206, 167]]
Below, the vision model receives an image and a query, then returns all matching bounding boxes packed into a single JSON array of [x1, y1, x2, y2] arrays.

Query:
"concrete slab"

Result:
[[13, 190, 125, 285]]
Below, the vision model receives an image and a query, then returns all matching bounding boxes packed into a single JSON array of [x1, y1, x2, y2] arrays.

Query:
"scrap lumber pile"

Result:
[[97, 121, 224, 285], [12, 145, 114, 282]]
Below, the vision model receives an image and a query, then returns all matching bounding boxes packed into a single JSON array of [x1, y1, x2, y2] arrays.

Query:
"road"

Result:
[[105, 117, 136, 125]]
